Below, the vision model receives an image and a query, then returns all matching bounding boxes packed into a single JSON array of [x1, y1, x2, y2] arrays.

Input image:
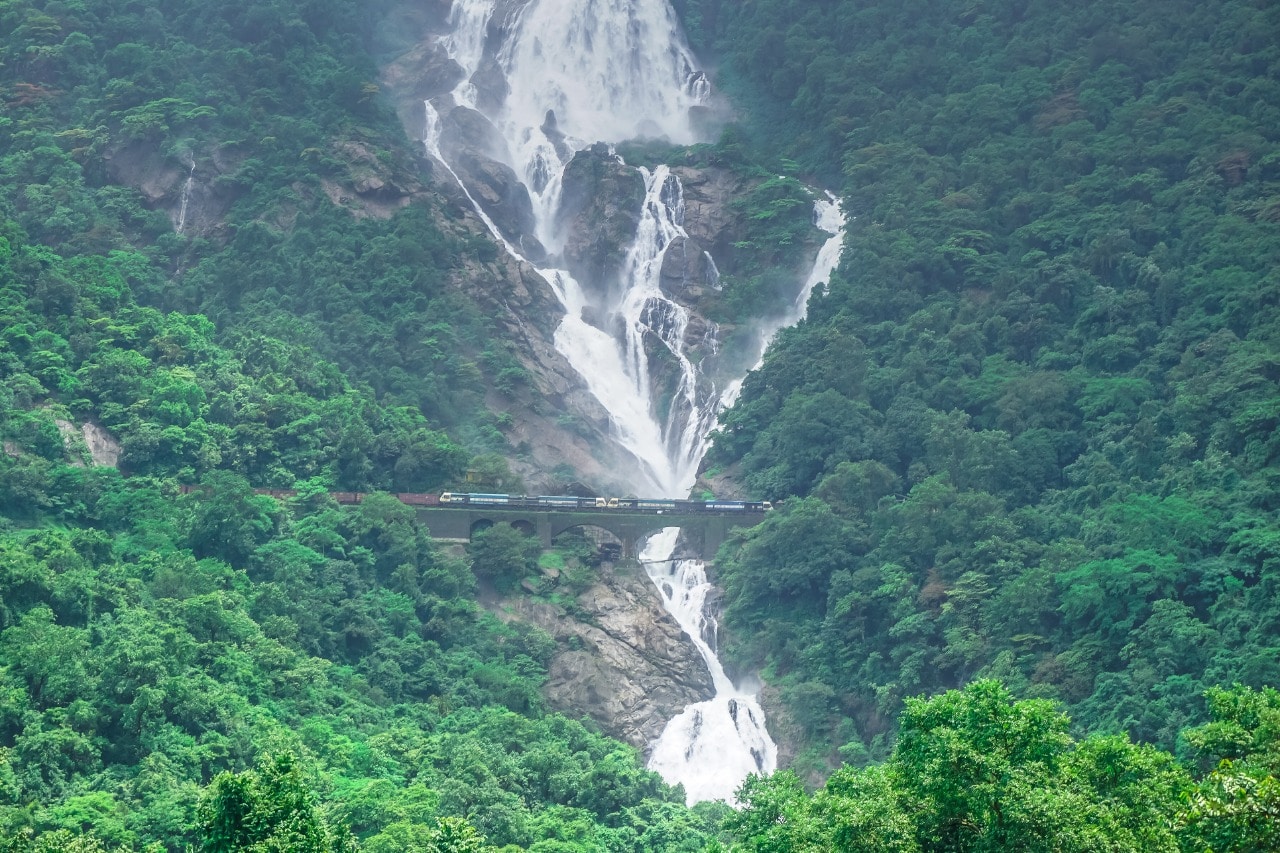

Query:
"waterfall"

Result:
[[425, 0, 845, 803], [720, 193, 847, 410], [641, 529, 776, 804], [176, 159, 196, 235], [645, 197, 845, 804]]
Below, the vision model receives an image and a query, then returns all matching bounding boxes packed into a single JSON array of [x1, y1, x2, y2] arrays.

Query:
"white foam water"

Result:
[[424, 0, 845, 803], [641, 529, 776, 804]]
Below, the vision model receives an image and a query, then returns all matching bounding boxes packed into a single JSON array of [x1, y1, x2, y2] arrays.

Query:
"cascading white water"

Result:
[[424, 0, 716, 496], [175, 159, 196, 235], [612, 164, 722, 495], [642, 529, 776, 804], [720, 193, 847, 410], [425, 0, 845, 803]]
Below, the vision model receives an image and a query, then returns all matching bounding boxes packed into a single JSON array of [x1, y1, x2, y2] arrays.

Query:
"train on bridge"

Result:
[[180, 486, 773, 515], [437, 493, 772, 513]]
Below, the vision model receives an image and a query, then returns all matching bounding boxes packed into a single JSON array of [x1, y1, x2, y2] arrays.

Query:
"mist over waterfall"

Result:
[[424, 0, 845, 803]]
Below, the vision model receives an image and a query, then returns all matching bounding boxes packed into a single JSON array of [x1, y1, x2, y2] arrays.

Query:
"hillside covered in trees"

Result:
[[2, 0, 1278, 849], [693, 0, 1280, 772]]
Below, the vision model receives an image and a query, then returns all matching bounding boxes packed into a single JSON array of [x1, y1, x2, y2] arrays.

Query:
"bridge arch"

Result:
[[550, 523, 624, 561], [548, 517, 625, 544]]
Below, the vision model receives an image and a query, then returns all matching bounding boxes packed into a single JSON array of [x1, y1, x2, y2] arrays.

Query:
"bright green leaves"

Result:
[[1180, 685, 1280, 852], [467, 523, 540, 594], [729, 681, 1195, 852], [185, 471, 279, 565], [694, 0, 1280, 776], [1057, 551, 1181, 643], [198, 754, 356, 853], [892, 681, 1074, 850], [725, 771, 819, 852]]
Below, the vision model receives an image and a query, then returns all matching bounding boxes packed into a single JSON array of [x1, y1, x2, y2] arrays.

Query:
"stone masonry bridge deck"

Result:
[[415, 505, 769, 559]]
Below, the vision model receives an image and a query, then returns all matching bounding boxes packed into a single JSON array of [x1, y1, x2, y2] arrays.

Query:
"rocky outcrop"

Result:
[[556, 144, 646, 301], [320, 140, 423, 220], [81, 422, 122, 467], [438, 106, 546, 261], [381, 40, 464, 105], [103, 141, 242, 241], [469, 57, 510, 115], [380, 39, 465, 137], [670, 165, 746, 269], [496, 560, 715, 749], [659, 235, 719, 299], [53, 419, 121, 467]]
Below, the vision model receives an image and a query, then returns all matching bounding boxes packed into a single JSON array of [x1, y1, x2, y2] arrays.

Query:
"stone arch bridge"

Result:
[[416, 505, 768, 559]]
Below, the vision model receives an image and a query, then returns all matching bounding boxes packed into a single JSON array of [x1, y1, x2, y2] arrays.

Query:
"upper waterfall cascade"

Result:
[[424, 0, 845, 803]]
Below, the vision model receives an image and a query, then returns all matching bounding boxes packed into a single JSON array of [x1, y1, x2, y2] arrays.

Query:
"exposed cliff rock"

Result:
[[103, 140, 242, 242], [469, 57, 510, 115], [659, 235, 720, 299], [437, 106, 546, 261], [53, 418, 121, 468], [757, 682, 806, 779], [494, 560, 715, 750], [556, 144, 646, 301], [380, 39, 465, 132], [669, 165, 746, 268], [319, 139, 423, 220]]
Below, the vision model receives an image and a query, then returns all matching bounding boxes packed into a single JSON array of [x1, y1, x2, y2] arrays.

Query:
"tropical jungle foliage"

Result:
[[0, 471, 725, 850], [1, 0, 1278, 847], [0, 0, 708, 846], [694, 0, 1280, 776]]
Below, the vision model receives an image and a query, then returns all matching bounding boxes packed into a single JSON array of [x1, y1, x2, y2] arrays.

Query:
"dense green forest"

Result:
[[693, 0, 1280, 774], [0, 0, 708, 847], [0, 0, 524, 492], [2, 0, 1279, 847]]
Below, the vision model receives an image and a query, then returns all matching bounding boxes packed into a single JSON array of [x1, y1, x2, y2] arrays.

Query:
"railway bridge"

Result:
[[415, 504, 767, 559]]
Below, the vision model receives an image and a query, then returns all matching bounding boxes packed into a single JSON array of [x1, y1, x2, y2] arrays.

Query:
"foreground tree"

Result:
[[1180, 685, 1280, 852], [729, 681, 1192, 851], [198, 754, 357, 853]]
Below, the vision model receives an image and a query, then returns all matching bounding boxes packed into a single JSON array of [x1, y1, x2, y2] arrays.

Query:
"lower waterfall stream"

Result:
[[419, 0, 845, 803], [640, 530, 776, 804]]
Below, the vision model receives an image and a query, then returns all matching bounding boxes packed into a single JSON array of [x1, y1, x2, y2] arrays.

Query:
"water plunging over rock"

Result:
[[641, 529, 778, 804], [381, 0, 847, 803], [492, 555, 716, 748]]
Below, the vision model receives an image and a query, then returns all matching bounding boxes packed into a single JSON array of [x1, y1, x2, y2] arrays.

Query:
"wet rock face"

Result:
[[469, 57, 510, 114], [439, 104, 511, 162], [555, 143, 646, 302], [103, 140, 241, 241], [670, 165, 744, 268], [438, 107, 546, 261], [496, 561, 715, 750], [381, 40, 464, 103], [463, 0, 536, 113], [659, 235, 719, 299]]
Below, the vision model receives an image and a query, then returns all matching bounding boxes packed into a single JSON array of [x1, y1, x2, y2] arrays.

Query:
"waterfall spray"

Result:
[[424, 0, 845, 802]]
